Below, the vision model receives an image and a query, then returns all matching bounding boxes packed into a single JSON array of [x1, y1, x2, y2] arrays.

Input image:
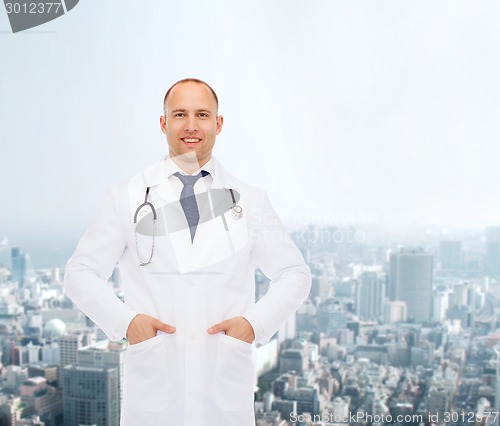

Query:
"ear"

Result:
[[216, 115, 224, 135], [160, 115, 167, 134]]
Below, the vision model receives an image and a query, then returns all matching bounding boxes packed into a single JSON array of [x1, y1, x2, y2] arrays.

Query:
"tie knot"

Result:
[[174, 170, 209, 187]]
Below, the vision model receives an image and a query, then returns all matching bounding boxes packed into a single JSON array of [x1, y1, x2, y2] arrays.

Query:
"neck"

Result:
[[170, 152, 211, 175]]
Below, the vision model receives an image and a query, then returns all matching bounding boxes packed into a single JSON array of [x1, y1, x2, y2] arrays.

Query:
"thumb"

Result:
[[208, 320, 229, 335], [154, 320, 176, 334]]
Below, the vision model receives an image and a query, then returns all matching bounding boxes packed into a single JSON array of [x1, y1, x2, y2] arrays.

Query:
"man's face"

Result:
[[160, 82, 223, 167]]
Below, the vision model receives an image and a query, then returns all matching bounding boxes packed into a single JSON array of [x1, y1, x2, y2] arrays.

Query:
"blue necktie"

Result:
[[174, 170, 209, 242]]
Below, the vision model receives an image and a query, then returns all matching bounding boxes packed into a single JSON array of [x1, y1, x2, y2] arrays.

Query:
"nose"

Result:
[[184, 115, 198, 133]]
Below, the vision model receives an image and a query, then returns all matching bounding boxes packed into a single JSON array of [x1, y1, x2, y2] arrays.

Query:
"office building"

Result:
[[20, 377, 62, 424], [439, 240, 462, 273], [389, 248, 433, 323], [486, 227, 500, 277], [59, 332, 94, 368], [11, 247, 27, 287], [283, 386, 320, 417], [76, 340, 127, 415], [383, 301, 407, 324], [62, 365, 119, 426], [355, 271, 386, 320], [279, 348, 308, 375], [428, 385, 451, 421], [432, 292, 448, 322]]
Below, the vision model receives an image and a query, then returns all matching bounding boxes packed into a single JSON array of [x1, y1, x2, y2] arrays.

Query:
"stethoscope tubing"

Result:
[[133, 186, 242, 266]]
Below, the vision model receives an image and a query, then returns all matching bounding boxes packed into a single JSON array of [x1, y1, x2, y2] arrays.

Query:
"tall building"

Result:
[[355, 272, 386, 320], [439, 240, 462, 273], [10, 247, 35, 288], [428, 385, 451, 421], [0, 241, 12, 269], [486, 227, 500, 277], [11, 247, 27, 286], [62, 365, 119, 426], [449, 282, 468, 308], [494, 346, 500, 426], [389, 248, 433, 323], [59, 332, 95, 368], [76, 340, 127, 416], [432, 292, 449, 322]]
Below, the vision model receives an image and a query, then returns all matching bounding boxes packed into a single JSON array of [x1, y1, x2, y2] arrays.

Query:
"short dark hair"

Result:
[[163, 78, 219, 111]]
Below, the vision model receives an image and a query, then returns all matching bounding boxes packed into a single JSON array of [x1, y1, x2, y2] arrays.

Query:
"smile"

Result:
[[181, 138, 201, 143]]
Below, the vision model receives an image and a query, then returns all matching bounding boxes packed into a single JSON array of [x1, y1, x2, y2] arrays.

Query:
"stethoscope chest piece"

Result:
[[229, 204, 243, 220], [228, 188, 243, 220]]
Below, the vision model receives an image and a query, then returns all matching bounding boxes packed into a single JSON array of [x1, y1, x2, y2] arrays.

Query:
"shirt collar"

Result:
[[164, 156, 215, 178], [142, 155, 238, 189]]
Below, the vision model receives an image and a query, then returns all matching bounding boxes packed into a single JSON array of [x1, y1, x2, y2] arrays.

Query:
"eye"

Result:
[[173, 112, 185, 118], [198, 113, 209, 118]]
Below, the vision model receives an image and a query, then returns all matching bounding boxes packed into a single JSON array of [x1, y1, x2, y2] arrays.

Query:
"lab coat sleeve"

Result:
[[242, 192, 311, 345], [63, 186, 140, 342]]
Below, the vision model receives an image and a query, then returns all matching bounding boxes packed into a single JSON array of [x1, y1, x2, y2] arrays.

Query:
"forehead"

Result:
[[166, 82, 217, 111]]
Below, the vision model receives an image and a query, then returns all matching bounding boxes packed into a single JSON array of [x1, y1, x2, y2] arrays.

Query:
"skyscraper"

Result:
[[76, 340, 127, 416], [11, 247, 26, 286], [62, 365, 119, 426], [355, 271, 386, 321], [59, 331, 96, 368], [389, 247, 433, 323], [59, 334, 85, 368], [486, 227, 500, 277], [439, 240, 462, 273], [10, 247, 35, 287]]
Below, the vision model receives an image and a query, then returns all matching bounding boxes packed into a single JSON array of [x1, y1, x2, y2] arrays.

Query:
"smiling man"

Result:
[[160, 79, 222, 172], [64, 78, 311, 426]]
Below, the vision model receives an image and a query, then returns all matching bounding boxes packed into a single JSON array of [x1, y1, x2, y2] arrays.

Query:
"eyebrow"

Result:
[[169, 109, 212, 114]]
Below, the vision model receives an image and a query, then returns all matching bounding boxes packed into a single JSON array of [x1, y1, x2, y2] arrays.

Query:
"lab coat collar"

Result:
[[142, 155, 239, 190], [163, 156, 216, 179]]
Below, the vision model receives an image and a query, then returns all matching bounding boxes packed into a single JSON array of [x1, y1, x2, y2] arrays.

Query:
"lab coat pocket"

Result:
[[123, 334, 168, 412], [215, 334, 255, 412]]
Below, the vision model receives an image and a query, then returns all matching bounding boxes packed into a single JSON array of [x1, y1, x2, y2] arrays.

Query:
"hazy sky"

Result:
[[1, 1, 500, 265]]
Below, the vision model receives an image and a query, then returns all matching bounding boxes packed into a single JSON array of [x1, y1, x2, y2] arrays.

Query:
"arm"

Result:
[[63, 186, 140, 342], [242, 192, 311, 344]]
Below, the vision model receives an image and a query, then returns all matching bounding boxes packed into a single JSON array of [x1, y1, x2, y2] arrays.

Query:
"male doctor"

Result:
[[64, 78, 311, 426]]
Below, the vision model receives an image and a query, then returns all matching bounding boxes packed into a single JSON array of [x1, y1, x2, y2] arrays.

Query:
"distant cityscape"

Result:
[[0, 224, 499, 425]]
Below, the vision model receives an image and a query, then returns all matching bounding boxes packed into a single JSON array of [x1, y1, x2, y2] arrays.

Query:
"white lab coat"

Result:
[[63, 157, 311, 426]]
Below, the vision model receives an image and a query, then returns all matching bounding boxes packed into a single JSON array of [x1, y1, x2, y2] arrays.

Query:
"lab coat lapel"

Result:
[[142, 161, 180, 210], [191, 158, 248, 264], [132, 160, 190, 250]]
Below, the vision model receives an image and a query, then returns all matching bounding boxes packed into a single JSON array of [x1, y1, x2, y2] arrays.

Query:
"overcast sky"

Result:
[[1, 1, 499, 265]]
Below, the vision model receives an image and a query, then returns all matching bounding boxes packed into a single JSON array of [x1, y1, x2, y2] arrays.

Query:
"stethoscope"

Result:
[[133, 186, 242, 266]]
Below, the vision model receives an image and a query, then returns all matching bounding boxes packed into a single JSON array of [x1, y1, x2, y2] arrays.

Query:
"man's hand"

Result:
[[207, 316, 255, 344], [126, 313, 176, 345]]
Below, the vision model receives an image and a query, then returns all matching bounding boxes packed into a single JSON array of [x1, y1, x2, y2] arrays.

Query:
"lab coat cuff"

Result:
[[114, 309, 141, 342], [241, 312, 266, 345]]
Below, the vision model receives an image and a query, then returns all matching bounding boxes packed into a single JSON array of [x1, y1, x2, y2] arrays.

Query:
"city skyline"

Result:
[[0, 214, 498, 424]]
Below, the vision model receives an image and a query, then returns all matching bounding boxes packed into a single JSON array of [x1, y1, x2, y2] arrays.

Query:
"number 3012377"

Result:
[[5, 3, 62, 14]]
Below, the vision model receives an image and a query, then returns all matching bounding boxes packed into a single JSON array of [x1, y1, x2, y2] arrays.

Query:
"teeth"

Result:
[[183, 138, 200, 143]]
